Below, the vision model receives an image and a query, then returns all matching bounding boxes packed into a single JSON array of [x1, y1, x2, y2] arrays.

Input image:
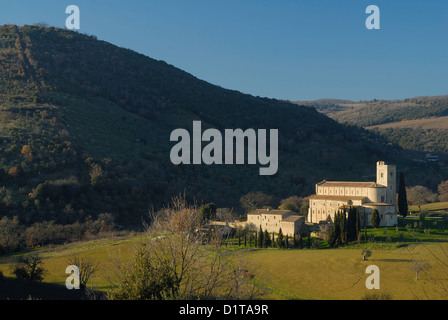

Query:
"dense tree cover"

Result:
[[0, 213, 116, 254], [374, 127, 448, 154]]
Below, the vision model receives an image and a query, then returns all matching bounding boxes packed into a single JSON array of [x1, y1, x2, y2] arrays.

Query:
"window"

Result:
[[381, 196, 385, 202]]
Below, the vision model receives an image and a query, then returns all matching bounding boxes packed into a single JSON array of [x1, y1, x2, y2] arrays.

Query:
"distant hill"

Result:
[[296, 96, 448, 155], [0, 24, 438, 230], [294, 96, 448, 127]]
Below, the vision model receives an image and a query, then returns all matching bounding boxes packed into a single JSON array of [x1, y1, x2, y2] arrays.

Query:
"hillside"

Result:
[[296, 96, 448, 155], [294, 96, 448, 127], [0, 24, 436, 233]]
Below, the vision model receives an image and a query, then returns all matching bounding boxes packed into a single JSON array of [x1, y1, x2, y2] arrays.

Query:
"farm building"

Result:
[[246, 209, 305, 236]]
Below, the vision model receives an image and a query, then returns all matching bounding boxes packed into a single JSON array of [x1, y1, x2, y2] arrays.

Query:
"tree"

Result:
[[406, 186, 437, 211], [371, 209, 380, 229], [276, 228, 284, 249], [339, 210, 347, 244], [109, 194, 264, 300], [199, 203, 217, 222], [362, 248, 372, 261], [257, 226, 264, 248], [21, 145, 33, 162], [8, 166, 20, 177], [328, 211, 343, 247], [67, 255, 100, 289], [299, 201, 309, 216], [279, 196, 303, 213], [347, 207, 360, 242], [409, 259, 431, 280], [398, 173, 408, 217], [438, 180, 448, 202], [0, 216, 22, 252], [263, 230, 271, 248], [108, 243, 178, 300], [89, 163, 104, 186], [239, 192, 274, 212], [12, 253, 46, 282]]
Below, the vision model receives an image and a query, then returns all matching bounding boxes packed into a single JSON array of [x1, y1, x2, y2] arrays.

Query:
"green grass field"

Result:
[[409, 202, 448, 213], [243, 244, 448, 300], [0, 234, 146, 292], [2, 223, 448, 300]]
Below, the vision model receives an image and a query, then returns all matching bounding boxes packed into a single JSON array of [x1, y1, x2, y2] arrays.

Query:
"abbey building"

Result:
[[308, 161, 397, 227]]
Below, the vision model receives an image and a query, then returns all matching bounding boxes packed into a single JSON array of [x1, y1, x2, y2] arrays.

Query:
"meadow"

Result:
[[1, 217, 448, 300]]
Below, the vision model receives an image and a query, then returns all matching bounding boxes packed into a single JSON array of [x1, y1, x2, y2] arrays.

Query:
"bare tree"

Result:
[[67, 255, 100, 289], [413, 245, 448, 295], [409, 259, 431, 280], [406, 186, 437, 211], [108, 193, 265, 300]]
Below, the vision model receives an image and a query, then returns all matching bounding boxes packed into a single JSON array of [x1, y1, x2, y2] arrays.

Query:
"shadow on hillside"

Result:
[[0, 277, 106, 300], [373, 258, 411, 263]]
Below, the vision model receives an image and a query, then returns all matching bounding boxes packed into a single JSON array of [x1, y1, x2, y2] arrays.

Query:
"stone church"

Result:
[[307, 161, 397, 227]]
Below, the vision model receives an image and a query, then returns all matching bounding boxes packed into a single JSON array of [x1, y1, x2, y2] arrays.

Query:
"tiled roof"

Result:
[[309, 195, 367, 201], [316, 180, 385, 188], [247, 209, 293, 216], [282, 215, 304, 222]]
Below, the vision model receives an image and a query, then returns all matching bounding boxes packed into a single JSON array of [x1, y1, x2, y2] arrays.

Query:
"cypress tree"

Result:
[[398, 172, 408, 218], [371, 209, 380, 229], [277, 228, 284, 248], [340, 210, 347, 244], [355, 208, 361, 243], [258, 226, 264, 248], [347, 207, 356, 242], [263, 230, 270, 248]]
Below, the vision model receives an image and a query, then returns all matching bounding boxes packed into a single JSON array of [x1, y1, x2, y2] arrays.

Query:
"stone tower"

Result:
[[376, 161, 396, 206]]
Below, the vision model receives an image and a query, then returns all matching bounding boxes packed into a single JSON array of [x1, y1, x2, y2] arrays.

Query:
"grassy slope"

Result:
[[0, 234, 146, 292], [245, 243, 448, 300], [2, 227, 448, 300], [409, 202, 448, 212]]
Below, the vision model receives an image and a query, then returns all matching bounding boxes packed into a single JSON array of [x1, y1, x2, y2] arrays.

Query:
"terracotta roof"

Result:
[[309, 195, 367, 201], [282, 215, 304, 222], [247, 209, 293, 216], [316, 180, 385, 188]]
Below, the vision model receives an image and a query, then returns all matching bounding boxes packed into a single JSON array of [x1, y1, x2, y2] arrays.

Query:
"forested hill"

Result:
[[0, 24, 425, 229], [293, 96, 448, 127]]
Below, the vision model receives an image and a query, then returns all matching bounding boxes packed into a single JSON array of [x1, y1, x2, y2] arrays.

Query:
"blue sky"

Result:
[[1, 0, 447, 101]]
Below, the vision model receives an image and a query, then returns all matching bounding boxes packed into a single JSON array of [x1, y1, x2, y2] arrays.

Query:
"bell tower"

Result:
[[376, 161, 396, 205]]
